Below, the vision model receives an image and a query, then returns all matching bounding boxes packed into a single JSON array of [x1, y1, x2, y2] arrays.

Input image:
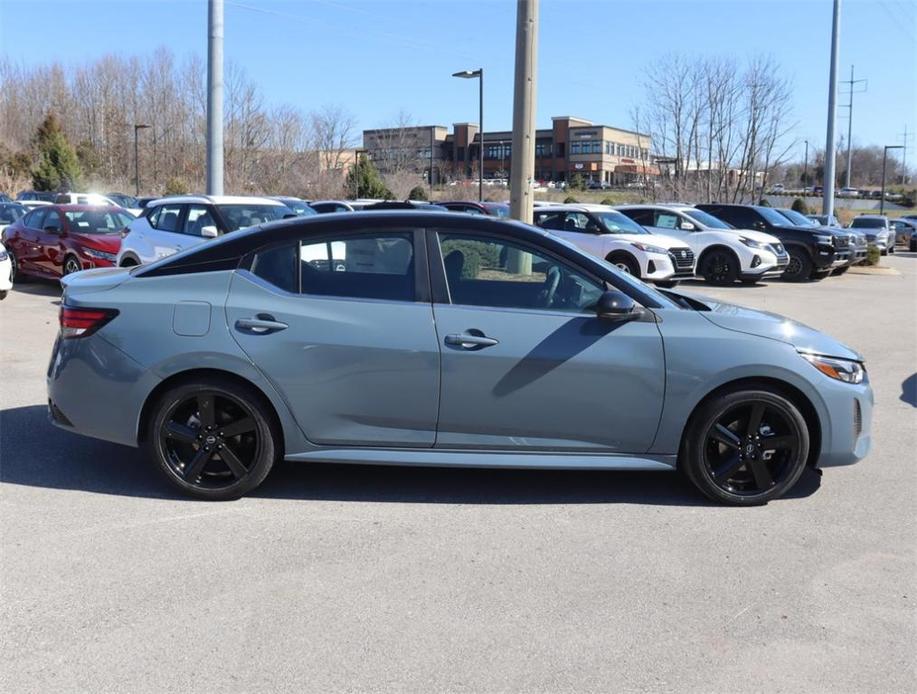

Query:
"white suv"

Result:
[[616, 204, 789, 285], [117, 195, 290, 266], [532, 204, 695, 286]]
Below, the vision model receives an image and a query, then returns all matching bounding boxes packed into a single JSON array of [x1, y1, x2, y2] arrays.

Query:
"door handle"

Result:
[[444, 332, 499, 349], [235, 314, 288, 334]]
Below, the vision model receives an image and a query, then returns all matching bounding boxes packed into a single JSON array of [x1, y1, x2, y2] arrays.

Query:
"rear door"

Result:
[[18, 208, 47, 273], [226, 227, 440, 447], [431, 229, 665, 452]]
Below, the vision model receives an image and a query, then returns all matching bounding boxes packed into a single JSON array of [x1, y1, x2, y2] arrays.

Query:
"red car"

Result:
[[1, 204, 133, 280]]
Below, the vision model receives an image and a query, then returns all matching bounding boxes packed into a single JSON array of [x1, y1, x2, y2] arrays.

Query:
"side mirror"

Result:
[[200, 225, 219, 238], [594, 289, 640, 320]]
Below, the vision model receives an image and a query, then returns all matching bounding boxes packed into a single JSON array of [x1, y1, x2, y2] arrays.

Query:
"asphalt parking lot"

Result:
[[1, 255, 915, 693]]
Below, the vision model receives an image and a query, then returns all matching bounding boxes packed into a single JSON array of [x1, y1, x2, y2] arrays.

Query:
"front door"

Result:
[[432, 230, 665, 452], [226, 228, 440, 447], [36, 208, 66, 275]]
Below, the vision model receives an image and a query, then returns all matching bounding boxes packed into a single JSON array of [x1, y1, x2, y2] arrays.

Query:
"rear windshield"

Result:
[[64, 209, 134, 233], [778, 208, 817, 226], [754, 206, 792, 225], [0, 203, 26, 224], [216, 204, 288, 232], [850, 218, 886, 229]]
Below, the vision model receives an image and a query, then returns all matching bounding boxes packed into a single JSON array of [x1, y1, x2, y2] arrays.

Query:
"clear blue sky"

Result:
[[1, 0, 914, 159]]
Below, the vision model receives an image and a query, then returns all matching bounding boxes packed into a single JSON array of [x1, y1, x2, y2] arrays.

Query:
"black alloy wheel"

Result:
[[701, 250, 739, 285], [148, 379, 278, 500], [682, 388, 810, 505], [781, 249, 812, 283], [63, 256, 82, 276]]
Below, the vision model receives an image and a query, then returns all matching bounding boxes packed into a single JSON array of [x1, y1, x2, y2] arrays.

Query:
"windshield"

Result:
[[484, 203, 510, 218], [850, 218, 886, 229], [216, 204, 288, 232], [778, 208, 818, 226], [683, 208, 733, 230], [0, 203, 26, 224], [64, 209, 134, 233], [107, 194, 138, 208], [595, 211, 648, 235], [754, 206, 792, 226], [282, 200, 317, 216]]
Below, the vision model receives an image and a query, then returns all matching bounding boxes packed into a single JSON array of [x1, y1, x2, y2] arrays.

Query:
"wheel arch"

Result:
[[697, 243, 742, 269], [137, 368, 287, 457], [604, 250, 640, 275], [679, 376, 822, 469], [119, 251, 141, 267]]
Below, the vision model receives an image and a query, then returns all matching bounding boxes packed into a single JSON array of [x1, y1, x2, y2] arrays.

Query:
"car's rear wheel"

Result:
[[0, 290, 6, 300], [7, 249, 27, 283], [832, 266, 849, 276], [910, 240, 917, 252], [63, 255, 82, 276], [781, 248, 813, 282], [146, 378, 279, 500], [120, 257, 138, 267], [607, 253, 640, 278], [700, 249, 739, 285], [681, 387, 810, 505]]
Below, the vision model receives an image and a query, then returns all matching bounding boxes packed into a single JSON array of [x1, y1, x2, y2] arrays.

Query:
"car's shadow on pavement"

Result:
[[901, 373, 917, 407], [11, 281, 62, 301], [0, 405, 821, 506]]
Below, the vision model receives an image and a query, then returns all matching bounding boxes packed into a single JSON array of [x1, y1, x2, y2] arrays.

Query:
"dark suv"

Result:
[[697, 204, 850, 282]]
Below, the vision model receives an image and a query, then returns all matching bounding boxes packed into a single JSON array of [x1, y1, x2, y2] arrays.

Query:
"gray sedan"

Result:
[[49, 212, 873, 505]]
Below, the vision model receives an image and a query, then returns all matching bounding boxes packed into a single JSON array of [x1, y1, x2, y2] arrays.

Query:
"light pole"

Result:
[[822, 0, 841, 218], [133, 124, 151, 196], [452, 68, 483, 202], [880, 145, 904, 216], [803, 139, 809, 191]]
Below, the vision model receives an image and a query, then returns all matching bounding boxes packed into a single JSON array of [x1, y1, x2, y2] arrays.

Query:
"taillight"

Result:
[[59, 306, 118, 338]]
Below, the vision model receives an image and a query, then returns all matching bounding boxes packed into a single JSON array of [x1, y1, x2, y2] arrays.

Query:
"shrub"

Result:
[[563, 196, 579, 204], [864, 245, 881, 266], [440, 238, 500, 279], [791, 197, 809, 214], [569, 173, 586, 191], [758, 197, 771, 207], [600, 197, 615, 206], [164, 176, 189, 196], [408, 185, 428, 201]]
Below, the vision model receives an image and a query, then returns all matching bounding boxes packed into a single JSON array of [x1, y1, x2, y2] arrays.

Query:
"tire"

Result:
[[781, 248, 813, 282], [681, 387, 810, 506], [607, 253, 640, 278], [740, 278, 759, 285], [145, 377, 280, 500], [63, 255, 82, 276], [700, 248, 739, 285], [0, 290, 6, 300], [654, 280, 680, 288], [120, 257, 138, 267], [831, 266, 849, 276], [7, 249, 28, 283], [910, 241, 916, 252], [880, 248, 888, 256]]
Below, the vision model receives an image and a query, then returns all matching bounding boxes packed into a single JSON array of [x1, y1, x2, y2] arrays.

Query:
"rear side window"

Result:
[[149, 204, 184, 232], [25, 208, 47, 229], [251, 232, 415, 302]]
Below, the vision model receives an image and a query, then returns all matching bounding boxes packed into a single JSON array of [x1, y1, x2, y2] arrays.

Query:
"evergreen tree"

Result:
[[345, 155, 390, 199], [31, 113, 81, 191]]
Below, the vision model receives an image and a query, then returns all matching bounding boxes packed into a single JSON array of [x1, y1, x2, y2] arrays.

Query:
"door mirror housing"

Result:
[[594, 289, 641, 320], [199, 225, 219, 238]]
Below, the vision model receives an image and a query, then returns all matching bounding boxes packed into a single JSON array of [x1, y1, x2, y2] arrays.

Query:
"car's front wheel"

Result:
[[681, 387, 810, 505], [145, 377, 279, 500], [63, 255, 82, 276], [700, 249, 739, 285], [781, 248, 813, 282], [606, 253, 640, 278]]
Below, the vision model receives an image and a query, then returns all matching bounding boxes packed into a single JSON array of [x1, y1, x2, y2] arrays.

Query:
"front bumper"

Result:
[[743, 250, 788, 278], [814, 376, 874, 468]]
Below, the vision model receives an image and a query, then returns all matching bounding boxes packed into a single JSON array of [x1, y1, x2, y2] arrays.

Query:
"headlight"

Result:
[[815, 234, 834, 245], [82, 248, 117, 262], [740, 237, 766, 249], [630, 242, 669, 255], [799, 352, 865, 384]]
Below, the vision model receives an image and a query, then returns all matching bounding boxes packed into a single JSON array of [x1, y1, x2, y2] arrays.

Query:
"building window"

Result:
[[570, 142, 582, 155], [591, 142, 602, 154], [535, 143, 549, 158]]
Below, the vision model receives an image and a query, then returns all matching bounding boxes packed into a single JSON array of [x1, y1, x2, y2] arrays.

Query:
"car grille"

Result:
[[668, 247, 694, 271]]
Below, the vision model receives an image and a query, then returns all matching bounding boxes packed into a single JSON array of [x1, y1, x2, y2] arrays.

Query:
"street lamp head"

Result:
[[135, 123, 152, 130], [452, 69, 482, 79]]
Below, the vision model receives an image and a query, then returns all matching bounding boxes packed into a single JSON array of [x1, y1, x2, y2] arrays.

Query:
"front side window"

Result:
[[438, 233, 603, 313], [43, 209, 63, 231], [654, 212, 681, 229], [183, 205, 217, 236], [25, 209, 47, 230], [251, 232, 415, 302]]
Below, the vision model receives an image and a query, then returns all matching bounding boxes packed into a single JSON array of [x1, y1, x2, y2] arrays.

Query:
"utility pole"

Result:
[[207, 0, 224, 196], [839, 64, 867, 189], [898, 124, 912, 184], [803, 139, 809, 190], [823, 0, 841, 218], [509, 0, 538, 227], [880, 145, 904, 215]]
